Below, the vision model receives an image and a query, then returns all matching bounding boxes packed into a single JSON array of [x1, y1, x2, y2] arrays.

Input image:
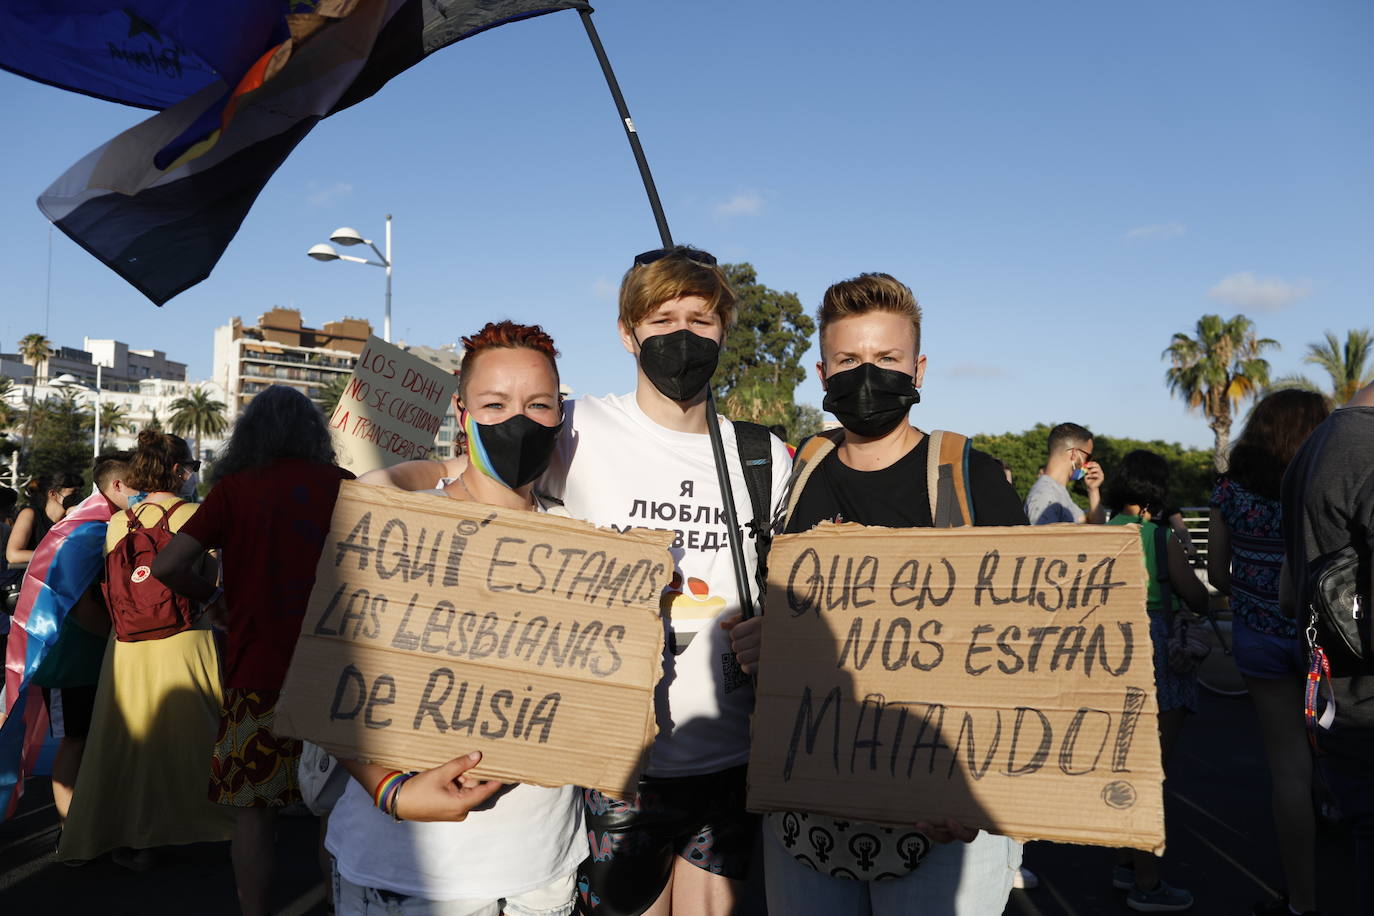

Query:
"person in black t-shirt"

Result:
[[726, 273, 1026, 916]]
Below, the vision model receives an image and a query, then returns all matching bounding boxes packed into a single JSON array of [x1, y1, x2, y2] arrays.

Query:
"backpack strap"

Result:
[[1152, 522, 1176, 626], [778, 428, 845, 530], [926, 430, 975, 528], [733, 421, 776, 605], [126, 498, 186, 533]]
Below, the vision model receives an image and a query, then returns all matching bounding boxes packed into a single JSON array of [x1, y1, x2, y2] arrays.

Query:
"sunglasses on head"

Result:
[[632, 246, 717, 268], [182, 460, 202, 473]]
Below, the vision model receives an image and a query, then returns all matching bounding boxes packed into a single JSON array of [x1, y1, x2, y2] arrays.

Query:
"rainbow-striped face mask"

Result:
[[463, 410, 564, 490]]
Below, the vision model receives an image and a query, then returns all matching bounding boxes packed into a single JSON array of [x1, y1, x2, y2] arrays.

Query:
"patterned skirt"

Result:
[[209, 687, 303, 808]]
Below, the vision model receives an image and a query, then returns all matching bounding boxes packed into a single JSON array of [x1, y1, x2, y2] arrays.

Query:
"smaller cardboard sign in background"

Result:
[[275, 482, 671, 798], [328, 336, 459, 475], [748, 523, 1165, 853]]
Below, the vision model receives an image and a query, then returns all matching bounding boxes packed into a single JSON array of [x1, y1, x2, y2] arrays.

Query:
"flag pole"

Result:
[[579, 8, 760, 620]]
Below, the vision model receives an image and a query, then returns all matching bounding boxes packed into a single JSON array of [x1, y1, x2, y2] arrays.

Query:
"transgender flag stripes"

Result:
[[0, 493, 114, 819]]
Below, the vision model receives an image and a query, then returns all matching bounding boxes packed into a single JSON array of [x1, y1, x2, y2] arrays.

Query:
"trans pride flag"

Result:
[[1, 0, 588, 305], [0, 492, 114, 819]]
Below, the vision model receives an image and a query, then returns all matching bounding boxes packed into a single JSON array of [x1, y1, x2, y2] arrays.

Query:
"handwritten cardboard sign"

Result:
[[748, 524, 1165, 853], [274, 482, 672, 798], [328, 336, 458, 474]]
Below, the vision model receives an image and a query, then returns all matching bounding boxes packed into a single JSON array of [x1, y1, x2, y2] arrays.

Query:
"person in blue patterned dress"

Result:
[[1209, 389, 1330, 916]]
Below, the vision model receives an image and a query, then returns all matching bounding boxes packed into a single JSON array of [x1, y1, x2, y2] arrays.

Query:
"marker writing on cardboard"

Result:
[[781, 685, 1148, 786], [785, 548, 1129, 618], [326, 663, 562, 744]]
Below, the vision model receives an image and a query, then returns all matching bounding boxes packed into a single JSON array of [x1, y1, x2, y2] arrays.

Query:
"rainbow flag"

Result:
[[0, 492, 114, 819]]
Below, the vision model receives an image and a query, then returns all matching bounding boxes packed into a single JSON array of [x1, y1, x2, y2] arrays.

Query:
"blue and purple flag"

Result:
[[2, 0, 588, 305]]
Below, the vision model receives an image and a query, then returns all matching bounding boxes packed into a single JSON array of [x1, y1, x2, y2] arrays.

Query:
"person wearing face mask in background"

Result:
[[5, 471, 83, 568], [725, 273, 1027, 916], [327, 322, 584, 916], [367, 248, 792, 916], [1024, 422, 1107, 526]]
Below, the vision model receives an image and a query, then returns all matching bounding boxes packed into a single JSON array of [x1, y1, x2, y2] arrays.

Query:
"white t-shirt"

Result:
[[541, 393, 793, 777], [327, 777, 585, 901], [326, 487, 585, 901]]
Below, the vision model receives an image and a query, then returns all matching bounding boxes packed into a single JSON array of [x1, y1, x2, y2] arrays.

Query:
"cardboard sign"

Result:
[[748, 524, 1165, 853], [275, 482, 672, 798], [328, 335, 459, 474]]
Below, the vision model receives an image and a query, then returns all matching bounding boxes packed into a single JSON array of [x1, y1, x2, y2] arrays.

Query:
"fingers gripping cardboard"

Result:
[[275, 482, 670, 798], [747, 523, 1166, 853]]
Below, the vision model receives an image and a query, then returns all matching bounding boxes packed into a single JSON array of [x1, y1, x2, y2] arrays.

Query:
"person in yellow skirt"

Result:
[[58, 431, 233, 867]]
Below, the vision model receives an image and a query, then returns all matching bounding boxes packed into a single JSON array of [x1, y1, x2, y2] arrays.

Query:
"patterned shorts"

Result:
[[209, 687, 302, 808]]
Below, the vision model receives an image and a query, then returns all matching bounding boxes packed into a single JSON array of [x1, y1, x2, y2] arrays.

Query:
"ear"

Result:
[[451, 390, 463, 416], [815, 359, 828, 390], [913, 354, 927, 388], [618, 319, 638, 357]]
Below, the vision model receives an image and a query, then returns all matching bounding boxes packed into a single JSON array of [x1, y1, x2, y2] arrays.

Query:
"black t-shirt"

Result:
[[1280, 406, 1374, 762], [785, 435, 1028, 533]]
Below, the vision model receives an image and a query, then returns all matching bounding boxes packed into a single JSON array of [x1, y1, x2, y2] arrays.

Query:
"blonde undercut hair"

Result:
[[818, 272, 922, 353]]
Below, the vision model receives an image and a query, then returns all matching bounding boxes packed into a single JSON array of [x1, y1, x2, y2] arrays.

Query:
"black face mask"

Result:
[[61, 489, 85, 510], [636, 329, 721, 401], [822, 362, 921, 438], [464, 412, 563, 490]]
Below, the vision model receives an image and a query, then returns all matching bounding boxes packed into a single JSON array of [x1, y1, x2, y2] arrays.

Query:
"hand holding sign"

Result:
[[393, 752, 505, 823]]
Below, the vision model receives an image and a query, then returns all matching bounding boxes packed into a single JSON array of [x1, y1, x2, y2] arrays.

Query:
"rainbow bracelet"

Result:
[[372, 770, 406, 812]]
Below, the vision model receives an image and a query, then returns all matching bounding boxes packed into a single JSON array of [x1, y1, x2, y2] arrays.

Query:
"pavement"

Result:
[[1, 685, 1359, 915]]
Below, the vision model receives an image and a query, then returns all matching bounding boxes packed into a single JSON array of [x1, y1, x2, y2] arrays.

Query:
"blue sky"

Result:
[[1, 1, 1369, 449]]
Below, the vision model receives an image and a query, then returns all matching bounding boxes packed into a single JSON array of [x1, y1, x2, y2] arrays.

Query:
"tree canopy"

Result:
[[715, 262, 816, 441], [974, 424, 1215, 510]]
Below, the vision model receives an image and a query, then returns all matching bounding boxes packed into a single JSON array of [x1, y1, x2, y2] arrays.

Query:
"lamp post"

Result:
[[307, 214, 393, 342], [51, 365, 102, 459]]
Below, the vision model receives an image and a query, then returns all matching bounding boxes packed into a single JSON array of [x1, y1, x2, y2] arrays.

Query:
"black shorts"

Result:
[[42, 685, 97, 740], [577, 764, 756, 916]]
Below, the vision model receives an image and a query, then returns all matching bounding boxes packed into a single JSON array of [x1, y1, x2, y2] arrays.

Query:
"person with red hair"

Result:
[[335, 321, 585, 916], [367, 249, 793, 916]]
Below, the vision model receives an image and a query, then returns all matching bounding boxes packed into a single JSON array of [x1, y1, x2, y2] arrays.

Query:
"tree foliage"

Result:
[[715, 263, 816, 440], [319, 374, 351, 418], [28, 390, 91, 485], [1163, 314, 1277, 471], [168, 386, 229, 458], [974, 424, 1216, 511], [1273, 328, 1374, 405]]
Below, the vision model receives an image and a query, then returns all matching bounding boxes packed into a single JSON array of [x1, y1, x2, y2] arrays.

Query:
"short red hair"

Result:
[[458, 320, 560, 400]]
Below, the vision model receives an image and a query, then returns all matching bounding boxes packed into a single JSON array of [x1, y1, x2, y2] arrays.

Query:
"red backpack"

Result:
[[103, 500, 199, 642]]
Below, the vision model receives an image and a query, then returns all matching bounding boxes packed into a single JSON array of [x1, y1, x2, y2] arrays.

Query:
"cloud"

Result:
[[713, 190, 764, 218], [1124, 221, 1186, 240], [1207, 271, 1311, 313], [307, 181, 353, 207], [947, 363, 1006, 379], [591, 276, 617, 303]]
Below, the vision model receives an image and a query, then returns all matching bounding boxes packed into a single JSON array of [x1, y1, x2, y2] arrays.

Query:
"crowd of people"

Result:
[[1, 246, 1369, 916]]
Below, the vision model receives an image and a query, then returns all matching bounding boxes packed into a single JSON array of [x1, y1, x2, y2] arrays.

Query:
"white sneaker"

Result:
[[1013, 866, 1040, 890]]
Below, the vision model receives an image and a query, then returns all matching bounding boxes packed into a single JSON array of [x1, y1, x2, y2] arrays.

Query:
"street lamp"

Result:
[[50, 367, 102, 460], [307, 214, 393, 342]]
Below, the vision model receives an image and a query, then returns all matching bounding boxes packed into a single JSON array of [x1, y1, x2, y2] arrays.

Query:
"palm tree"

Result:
[[0, 376, 16, 435], [91, 403, 135, 451], [1302, 329, 1373, 404], [1163, 314, 1278, 471], [168, 386, 229, 460], [17, 333, 52, 450], [318, 373, 351, 418]]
